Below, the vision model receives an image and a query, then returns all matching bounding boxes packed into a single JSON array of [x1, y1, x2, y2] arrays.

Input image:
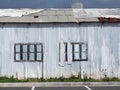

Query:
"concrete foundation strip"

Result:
[[0, 82, 120, 87]]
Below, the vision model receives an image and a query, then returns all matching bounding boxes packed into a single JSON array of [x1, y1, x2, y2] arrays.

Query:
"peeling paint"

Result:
[[0, 9, 43, 17]]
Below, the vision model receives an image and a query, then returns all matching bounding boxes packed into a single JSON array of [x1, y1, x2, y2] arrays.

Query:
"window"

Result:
[[72, 43, 88, 61], [14, 43, 43, 62], [59, 42, 68, 62]]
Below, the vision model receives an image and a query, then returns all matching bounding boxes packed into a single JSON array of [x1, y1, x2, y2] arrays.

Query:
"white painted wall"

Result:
[[0, 23, 120, 79]]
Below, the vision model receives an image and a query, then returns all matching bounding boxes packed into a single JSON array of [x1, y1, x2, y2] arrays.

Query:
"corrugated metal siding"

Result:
[[0, 23, 120, 79]]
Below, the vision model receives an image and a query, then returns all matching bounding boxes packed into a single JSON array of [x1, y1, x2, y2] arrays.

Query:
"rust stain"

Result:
[[34, 15, 39, 18], [98, 17, 120, 23]]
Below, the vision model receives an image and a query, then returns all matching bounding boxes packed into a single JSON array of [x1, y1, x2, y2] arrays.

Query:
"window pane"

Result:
[[16, 53, 21, 61], [37, 45, 42, 52], [81, 44, 86, 52], [74, 53, 80, 60], [16, 45, 20, 52], [23, 45, 27, 52], [81, 53, 87, 59], [23, 53, 27, 60], [81, 44, 87, 59], [74, 44, 79, 52], [29, 53, 34, 61], [29, 45, 35, 52], [37, 53, 42, 61]]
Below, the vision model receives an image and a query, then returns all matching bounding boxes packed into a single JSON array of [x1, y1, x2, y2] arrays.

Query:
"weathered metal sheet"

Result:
[[0, 23, 120, 79], [0, 9, 120, 23], [72, 9, 120, 18], [0, 9, 43, 17]]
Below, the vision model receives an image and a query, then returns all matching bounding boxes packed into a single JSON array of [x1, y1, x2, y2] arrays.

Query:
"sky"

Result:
[[0, 0, 120, 8]]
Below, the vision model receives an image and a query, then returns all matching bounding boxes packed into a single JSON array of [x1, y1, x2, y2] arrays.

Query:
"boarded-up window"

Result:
[[14, 43, 43, 62], [72, 43, 88, 61]]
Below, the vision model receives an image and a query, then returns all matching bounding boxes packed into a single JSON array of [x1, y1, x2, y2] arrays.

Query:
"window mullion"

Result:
[[86, 43, 88, 60], [79, 44, 82, 60], [27, 44, 29, 61], [20, 45, 23, 61], [14, 44, 16, 61], [72, 44, 74, 61], [42, 44, 43, 61], [35, 44, 37, 61], [59, 43, 60, 62]]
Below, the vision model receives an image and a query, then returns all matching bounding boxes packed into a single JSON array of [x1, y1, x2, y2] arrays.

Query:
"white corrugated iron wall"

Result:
[[0, 23, 120, 79]]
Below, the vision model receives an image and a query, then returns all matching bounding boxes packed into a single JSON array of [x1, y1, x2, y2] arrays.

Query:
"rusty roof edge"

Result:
[[98, 17, 120, 23]]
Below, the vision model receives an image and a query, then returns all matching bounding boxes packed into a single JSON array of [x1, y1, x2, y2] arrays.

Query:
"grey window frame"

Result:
[[72, 42, 88, 61], [14, 43, 43, 62]]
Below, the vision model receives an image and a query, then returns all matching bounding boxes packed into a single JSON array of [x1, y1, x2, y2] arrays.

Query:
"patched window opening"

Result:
[[59, 42, 68, 62], [72, 43, 88, 61], [14, 43, 43, 62]]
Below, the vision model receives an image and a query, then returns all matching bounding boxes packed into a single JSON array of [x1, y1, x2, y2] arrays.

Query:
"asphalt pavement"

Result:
[[90, 86, 120, 90], [0, 86, 120, 90], [0, 87, 30, 90]]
